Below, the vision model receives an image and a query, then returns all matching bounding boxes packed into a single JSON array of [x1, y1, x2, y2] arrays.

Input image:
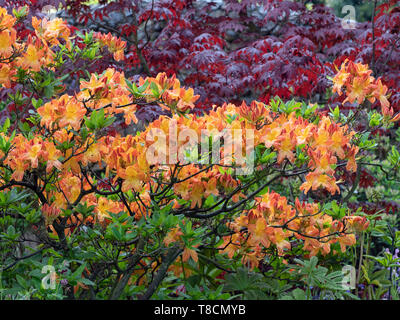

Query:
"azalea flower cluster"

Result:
[[1, 69, 361, 249], [258, 110, 358, 195], [32, 16, 71, 50], [142, 72, 200, 113], [0, 71, 200, 227], [0, 6, 127, 90], [0, 6, 71, 86], [146, 96, 364, 264], [221, 192, 369, 268], [93, 32, 126, 62], [112, 98, 358, 211], [332, 59, 400, 121]]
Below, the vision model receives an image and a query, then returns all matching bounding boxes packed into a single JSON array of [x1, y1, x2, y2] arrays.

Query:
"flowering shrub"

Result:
[[0, 2, 398, 301]]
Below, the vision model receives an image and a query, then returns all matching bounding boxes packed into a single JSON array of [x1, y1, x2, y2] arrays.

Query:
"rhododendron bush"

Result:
[[0, 2, 399, 301]]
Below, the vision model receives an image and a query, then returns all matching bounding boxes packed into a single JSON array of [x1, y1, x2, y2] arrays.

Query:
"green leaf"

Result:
[[2, 118, 10, 133], [70, 263, 87, 281], [79, 278, 95, 286], [138, 80, 149, 93], [16, 274, 28, 289], [292, 288, 307, 300], [150, 81, 160, 98]]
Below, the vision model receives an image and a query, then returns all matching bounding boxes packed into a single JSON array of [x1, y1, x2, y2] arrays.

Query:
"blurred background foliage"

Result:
[[325, 0, 381, 22]]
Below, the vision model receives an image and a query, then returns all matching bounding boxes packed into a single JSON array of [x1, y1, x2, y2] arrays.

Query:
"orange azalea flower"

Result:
[[345, 145, 359, 173], [59, 99, 87, 131], [242, 250, 261, 269], [95, 197, 124, 222], [93, 32, 126, 61], [308, 149, 337, 175], [330, 128, 348, 159], [18, 42, 47, 72], [122, 106, 138, 125], [22, 138, 43, 169], [300, 172, 340, 195], [0, 29, 16, 58], [0, 7, 16, 29], [63, 148, 82, 175], [58, 173, 81, 204], [238, 100, 268, 123], [373, 79, 391, 114], [189, 182, 204, 208], [345, 216, 370, 233], [204, 176, 219, 198], [32, 16, 71, 49], [247, 217, 271, 248], [337, 234, 356, 253], [42, 141, 62, 173], [333, 61, 392, 121], [275, 131, 296, 164], [80, 74, 107, 95], [344, 74, 373, 105], [295, 123, 313, 145], [261, 126, 281, 149], [168, 262, 193, 278], [9, 158, 28, 181], [332, 68, 350, 95], [38, 95, 86, 130], [53, 128, 74, 144], [81, 139, 109, 166], [120, 165, 145, 192], [349, 61, 372, 77], [312, 119, 333, 148], [176, 87, 200, 112], [274, 229, 291, 254], [38, 101, 57, 128], [0, 63, 16, 88]]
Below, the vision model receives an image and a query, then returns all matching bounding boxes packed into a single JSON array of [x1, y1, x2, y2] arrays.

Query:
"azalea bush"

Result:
[[0, 2, 399, 301]]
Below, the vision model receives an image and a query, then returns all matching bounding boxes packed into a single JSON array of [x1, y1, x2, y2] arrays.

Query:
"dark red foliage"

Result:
[[4, 0, 399, 117], [57, 0, 399, 116], [348, 200, 400, 217], [339, 167, 378, 190]]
